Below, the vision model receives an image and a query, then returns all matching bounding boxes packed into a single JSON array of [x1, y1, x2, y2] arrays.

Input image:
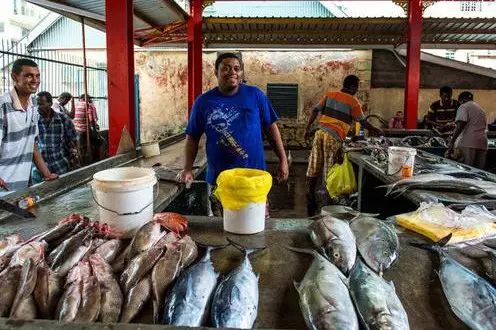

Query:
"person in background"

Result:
[[52, 92, 74, 119], [0, 59, 57, 195], [446, 91, 488, 169], [388, 111, 404, 129], [178, 52, 288, 209], [304, 75, 383, 216], [32, 91, 79, 183], [74, 94, 99, 163], [425, 86, 460, 134]]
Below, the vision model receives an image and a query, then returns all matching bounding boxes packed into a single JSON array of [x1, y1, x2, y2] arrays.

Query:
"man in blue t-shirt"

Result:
[[179, 53, 288, 187]]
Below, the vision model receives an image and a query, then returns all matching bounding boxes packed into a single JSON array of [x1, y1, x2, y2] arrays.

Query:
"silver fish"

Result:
[[55, 261, 91, 321], [9, 241, 46, 267], [120, 247, 163, 293], [412, 239, 496, 330], [54, 238, 93, 277], [0, 265, 22, 316], [120, 275, 151, 323], [10, 259, 38, 320], [309, 215, 357, 274], [350, 217, 399, 275], [48, 228, 91, 268], [349, 260, 409, 330], [34, 260, 62, 319], [94, 239, 123, 264], [211, 241, 260, 329], [178, 235, 198, 268], [289, 247, 359, 330], [164, 247, 220, 327], [89, 253, 123, 323], [74, 275, 101, 322], [127, 221, 162, 261]]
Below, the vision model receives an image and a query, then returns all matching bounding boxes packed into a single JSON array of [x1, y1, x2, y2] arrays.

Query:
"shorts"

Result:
[[306, 129, 343, 178]]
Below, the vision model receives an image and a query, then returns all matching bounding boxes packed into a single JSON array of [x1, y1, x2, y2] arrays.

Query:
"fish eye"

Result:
[[333, 252, 340, 259]]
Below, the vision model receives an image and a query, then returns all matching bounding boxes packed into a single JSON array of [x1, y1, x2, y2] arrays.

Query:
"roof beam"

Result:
[[133, 9, 158, 29], [27, 0, 105, 21], [204, 17, 406, 25]]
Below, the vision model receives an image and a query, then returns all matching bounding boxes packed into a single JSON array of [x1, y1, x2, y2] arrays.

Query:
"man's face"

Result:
[[59, 96, 70, 106], [440, 92, 452, 104], [12, 66, 40, 95], [37, 95, 52, 113], [215, 58, 243, 91]]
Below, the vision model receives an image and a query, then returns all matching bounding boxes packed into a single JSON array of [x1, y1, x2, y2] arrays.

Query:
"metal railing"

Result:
[[0, 38, 109, 129]]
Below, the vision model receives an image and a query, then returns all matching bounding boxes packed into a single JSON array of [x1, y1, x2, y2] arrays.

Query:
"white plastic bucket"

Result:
[[92, 167, 157, 238], [387, 146, 417, 178], [223, 202, 265, 234]]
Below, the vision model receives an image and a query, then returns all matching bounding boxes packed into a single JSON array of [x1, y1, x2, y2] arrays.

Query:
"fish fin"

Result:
[[226, 237, 265, 256], [194, 241, 230, 250], [293, 281, 300, 293], [437, 233, 452, 247], [286, 246, 316, 257], [388, 280, 396, 291]]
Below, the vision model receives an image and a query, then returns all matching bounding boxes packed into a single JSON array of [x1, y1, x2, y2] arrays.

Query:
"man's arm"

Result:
[[264, 123, 288, 182], [304, 109, 319, 140], [446, 121, 467, 157], [179, 135, 200, 184], [33, 144, 58, 181]]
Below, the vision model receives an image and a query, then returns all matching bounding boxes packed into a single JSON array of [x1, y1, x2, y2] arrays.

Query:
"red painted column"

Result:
[[403, 0, 423, 129], [105, 0, 135, 155], [187, 0, 203, 116]]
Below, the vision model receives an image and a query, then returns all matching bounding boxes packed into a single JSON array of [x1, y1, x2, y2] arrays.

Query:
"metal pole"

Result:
[[81, 17, 92, 163]]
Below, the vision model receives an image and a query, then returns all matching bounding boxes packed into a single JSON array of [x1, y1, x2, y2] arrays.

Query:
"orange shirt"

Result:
[[315, 91, 364, 140]]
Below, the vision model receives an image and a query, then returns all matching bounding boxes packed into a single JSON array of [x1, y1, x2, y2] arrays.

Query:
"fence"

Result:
[[0, 39, 109, 129]]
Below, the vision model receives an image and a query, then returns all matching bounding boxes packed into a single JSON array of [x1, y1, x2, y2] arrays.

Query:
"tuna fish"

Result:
[[34, 260, 63, 319], [309, 215, 357, 274], [89, 253, 123, 323], [163, 246, 221, 327], [349, 260, 409, 330], [412, 235, 496, 330], [350, 217, 399, 275], [211, 239, 261, 329], [289, 247, 359, 330], [151, 243, 182, 323]]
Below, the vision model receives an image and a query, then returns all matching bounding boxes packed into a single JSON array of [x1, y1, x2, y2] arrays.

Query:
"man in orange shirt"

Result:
[[304, 75, 382, 216]]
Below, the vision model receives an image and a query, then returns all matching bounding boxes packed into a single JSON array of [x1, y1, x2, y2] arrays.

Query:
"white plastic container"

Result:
[[223, 202, 265, 234], [387, 146, 417, 178], [92, 167, 157, 238], [141, 142, 160, 158]]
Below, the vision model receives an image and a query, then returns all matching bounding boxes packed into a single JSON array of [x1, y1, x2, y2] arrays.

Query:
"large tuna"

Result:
[[289, 247, 359, 330]]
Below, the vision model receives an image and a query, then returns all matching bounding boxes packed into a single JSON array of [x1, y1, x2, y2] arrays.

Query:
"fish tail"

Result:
[[410, 233, 452, 253], [377, 184, 394, 196], [194, 241, 229, 260], [226, 237, 265, 256]]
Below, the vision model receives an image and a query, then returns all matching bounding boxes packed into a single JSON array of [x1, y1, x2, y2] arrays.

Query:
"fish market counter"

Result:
[[347, 151, 496, 215], [0, 216, 472, 329]]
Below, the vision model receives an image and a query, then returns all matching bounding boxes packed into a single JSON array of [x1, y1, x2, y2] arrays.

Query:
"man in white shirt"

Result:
[[446, 91, 488, 169], [0, 59, 58, 194], [52, 92, 73, 118]]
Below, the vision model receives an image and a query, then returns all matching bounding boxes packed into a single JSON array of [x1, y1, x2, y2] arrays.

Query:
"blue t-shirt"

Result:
[[186, 84, 278, 184]]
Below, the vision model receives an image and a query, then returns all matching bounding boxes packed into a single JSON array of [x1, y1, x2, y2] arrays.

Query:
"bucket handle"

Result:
[[387, 152, 413, 177], [90, 181, 159, 216]]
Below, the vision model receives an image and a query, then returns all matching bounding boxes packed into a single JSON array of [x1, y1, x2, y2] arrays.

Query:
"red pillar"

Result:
[[105, 0, 136, 155], [403, 0, 423, 129], [187, 0, 203, 116]]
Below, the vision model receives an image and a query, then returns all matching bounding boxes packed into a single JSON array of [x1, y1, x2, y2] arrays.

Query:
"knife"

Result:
[[0, 200, 36, 219]]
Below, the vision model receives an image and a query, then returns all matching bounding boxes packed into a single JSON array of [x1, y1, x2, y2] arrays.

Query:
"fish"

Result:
[[33, 260, 63, 319], [309, 215, 357, 274], [382, 174, 486, 198], [0, 241, 23, 272], [127, 221, 162, 262], [74, 275, 101, 322], [320, 205, 379, 220], [94, 239, 123, 264], [120, 275, 151, 323], [178, 235, 198, 268], [34, 221, 77, 245], [412, 235, 496, 330], [163, 246, 221, 327], [120, 247, 163, 293], [151, 243, 182, 323], [89, 253, 123, 323], [211, 239, 261, 329], [350, 217, 399, 275], [153, 212, 189, 233], [153, 231, 180, 250], [9, 241, 46, 267], [0, 265, 22, 316], [55, 261, 91, 322], [111, 244, 131, 274], [53, 237, 93, 277], [349, 259, 409, 330], [48, 227, 91, 267], [10, 259, 38, 320], [288, 247, 359, 330]]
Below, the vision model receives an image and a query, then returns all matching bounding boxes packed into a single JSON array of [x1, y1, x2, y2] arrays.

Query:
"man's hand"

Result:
[[0, 178, 8, 191], [44, 173, 58, 181], [445, 143, 454, 159], [275, 159, 289, 183], [178, 169, 194, 185]]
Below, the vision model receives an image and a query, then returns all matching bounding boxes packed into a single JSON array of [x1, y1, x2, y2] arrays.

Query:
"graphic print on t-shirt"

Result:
[[206, 104, 248, 159]]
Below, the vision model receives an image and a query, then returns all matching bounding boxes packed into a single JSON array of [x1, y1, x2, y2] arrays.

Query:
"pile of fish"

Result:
[[0, 213, 262, 328], [401, 136, 448, 148], [412, 236, 496, 329], [293, 209, 409, 330]]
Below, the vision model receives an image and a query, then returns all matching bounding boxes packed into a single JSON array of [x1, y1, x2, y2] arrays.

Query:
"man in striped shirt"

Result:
[[304, 75, 382, 216], [0, 59, 58, 195]]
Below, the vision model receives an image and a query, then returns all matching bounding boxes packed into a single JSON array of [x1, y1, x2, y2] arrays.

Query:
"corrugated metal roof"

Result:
[[203, 1, 334, 18]]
